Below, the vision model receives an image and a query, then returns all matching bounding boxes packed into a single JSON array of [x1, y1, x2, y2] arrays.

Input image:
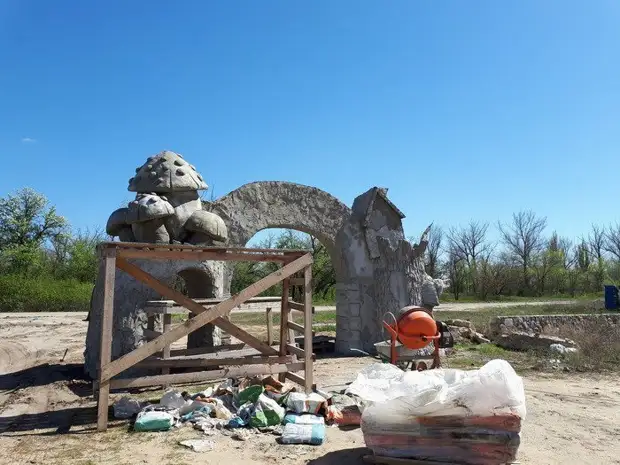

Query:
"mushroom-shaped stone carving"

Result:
[[106, 208, 135, 242], [127, 193, 174, 243], [128, 151, 207, 193], [184, 210, 228, 245]]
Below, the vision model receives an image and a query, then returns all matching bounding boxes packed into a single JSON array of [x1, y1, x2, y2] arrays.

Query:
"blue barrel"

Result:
[[604, 285, 619, 310]]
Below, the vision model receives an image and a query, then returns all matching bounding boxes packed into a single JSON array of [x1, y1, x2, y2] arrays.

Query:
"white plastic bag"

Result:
[[160, 390, 186, 409], [348, 359, 526, 419]]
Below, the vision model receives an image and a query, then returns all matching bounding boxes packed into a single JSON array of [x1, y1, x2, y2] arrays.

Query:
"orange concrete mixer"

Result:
[[382, 306, 453, 369]]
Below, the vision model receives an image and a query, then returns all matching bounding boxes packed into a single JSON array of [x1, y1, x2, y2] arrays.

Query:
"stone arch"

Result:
[[211, 182, 352, 273]]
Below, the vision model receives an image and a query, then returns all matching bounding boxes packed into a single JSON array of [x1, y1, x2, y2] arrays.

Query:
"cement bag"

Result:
[[134, 411, 175, 432], [281, 423, 325, 445], [283, 413, 325, 425], [250, 394, 286, 427]]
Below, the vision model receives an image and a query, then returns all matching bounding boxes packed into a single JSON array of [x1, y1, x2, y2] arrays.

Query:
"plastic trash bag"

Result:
[[250, 393, 286, 427], [160, 390, 186, 409], [354, 360, 526, 465], [134, 410, 175, 432], [236, 385, 263, 405], [281, 423, 325, 445], [113, 397, 142, 419], [285, 392, 327, 415]]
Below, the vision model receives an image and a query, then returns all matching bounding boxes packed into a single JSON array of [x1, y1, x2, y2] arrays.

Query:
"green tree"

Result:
[[0, 188, 67, 250]]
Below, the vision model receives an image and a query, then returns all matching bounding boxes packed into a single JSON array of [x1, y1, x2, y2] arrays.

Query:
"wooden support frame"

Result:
[[95, 242, 314, 432]]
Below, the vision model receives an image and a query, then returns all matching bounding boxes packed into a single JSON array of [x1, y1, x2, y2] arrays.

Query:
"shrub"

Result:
[[0, 274, 92, 312], [559, 321, 620, 371]]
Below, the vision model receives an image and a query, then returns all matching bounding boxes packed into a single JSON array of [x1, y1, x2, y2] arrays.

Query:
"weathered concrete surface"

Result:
[[493, 331, 576, 352], [211, 181, 351, 257], [489, 313, 620, 337], [84, 259, 224, 379]]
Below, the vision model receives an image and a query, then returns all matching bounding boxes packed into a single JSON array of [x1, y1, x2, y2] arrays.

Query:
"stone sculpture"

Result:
[[85, 152, 447, 378], [105, 151, 227, 246]]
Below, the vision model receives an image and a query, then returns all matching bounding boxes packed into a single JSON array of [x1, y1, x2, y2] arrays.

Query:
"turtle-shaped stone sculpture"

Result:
[[106, 151, 228, 245]]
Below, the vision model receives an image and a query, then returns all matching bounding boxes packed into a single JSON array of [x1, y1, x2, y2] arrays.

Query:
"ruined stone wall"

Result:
[[489, 313, 620, 337]]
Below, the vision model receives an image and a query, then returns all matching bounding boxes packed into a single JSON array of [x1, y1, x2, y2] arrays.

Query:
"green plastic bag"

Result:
[[237, 385, 264, 405], [250, 394, 285, 428]]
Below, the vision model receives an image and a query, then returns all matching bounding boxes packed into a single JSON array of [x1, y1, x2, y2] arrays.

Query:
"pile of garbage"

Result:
[[347, 360, 526, 465], [113, 375, 362, 447]]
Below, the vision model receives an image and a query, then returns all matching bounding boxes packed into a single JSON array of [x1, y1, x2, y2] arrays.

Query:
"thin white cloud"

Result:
[[21, 137, 36, 144]]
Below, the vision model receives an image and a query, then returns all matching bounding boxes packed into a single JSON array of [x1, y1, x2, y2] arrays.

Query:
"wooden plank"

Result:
[[213, 317, 278, 356], [143, 329, 162, 340], [162, 314, 172, 377], [285, 371, 305, 386], [278, 277, 290, 383], [97, 249, 116, 432], [137, 355, 293, 369], [286, 343, 316, 361], [266, 307, 273, 346], [287, 320, 305, 333], [102, 253, 312, 382], [288, 301, 304, 311], [110, 362, 305, 389], [303, 264, 314, 394], [102, 241, 308, 255], [167, 344, 245, 357], [118, 249, 297, 262]]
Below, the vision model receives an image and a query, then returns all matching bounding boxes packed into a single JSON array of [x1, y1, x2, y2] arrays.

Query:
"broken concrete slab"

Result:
[[493, 331, 576, 352]]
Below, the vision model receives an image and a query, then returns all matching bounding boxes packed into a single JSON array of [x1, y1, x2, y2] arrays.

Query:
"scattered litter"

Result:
[[550, 343, 578, 354], [251, 394, 286, 427], [113, 396, 142, 419], [285, 392, 327, 415], [178, 439, 215, 452], [326, 405, 361, 426], [134, 410, 175, 432], [231, 430, 250, 441], [281, 422, 325, 445], [161, 390, 186, 409]]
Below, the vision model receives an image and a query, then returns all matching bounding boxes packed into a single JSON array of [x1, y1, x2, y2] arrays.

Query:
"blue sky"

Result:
[[1, 1, 618, 245]]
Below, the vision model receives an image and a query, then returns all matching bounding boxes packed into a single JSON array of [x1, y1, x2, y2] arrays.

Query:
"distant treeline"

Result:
[[0, 188, 615, 312]]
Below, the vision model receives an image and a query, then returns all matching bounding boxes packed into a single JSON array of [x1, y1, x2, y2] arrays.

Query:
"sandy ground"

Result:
[[0, 312, 618, 465]]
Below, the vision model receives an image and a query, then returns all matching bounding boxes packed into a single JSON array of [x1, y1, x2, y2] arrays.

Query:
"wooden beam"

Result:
[[137, 355, 293, 369], [109, 362, 305, 389], [97, 248, 116, 432], [212, 317, 278, 356], [101, 253, 312, 382], [303, 264, 314, 393], [161, 313, 172, 378], [285, 371, 306, 387], [288, 301, 304, 311], [286, 344, 315, 361], [278, 277, 290, 383], [266, 307, 273, 346], [102, 241, 308, 255], [117, 249, 297, 263], [166, 344, 245, 358], [287, 321, 305, 333]]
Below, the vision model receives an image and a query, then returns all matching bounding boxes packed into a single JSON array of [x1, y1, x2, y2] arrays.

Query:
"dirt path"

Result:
[[1, 311, 618, 465]]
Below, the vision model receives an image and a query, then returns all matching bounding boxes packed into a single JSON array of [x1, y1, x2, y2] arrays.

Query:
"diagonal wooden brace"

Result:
[[100, 253, 313, 382]]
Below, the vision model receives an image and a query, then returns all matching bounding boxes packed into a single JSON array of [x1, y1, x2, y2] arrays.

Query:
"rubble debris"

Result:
[[550, 343, 578, 355], [443, 319, 473, 329], [178, 439, 215, 452], [493, 331, 576, 352]]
